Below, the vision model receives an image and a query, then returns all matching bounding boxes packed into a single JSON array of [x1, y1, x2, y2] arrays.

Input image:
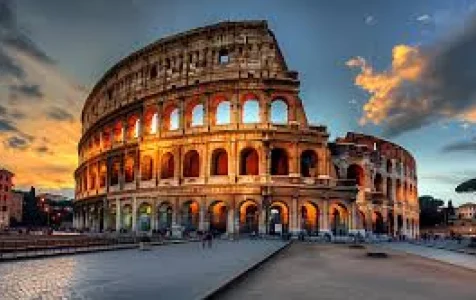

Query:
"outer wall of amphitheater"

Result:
[[74, 21, 419, 239]]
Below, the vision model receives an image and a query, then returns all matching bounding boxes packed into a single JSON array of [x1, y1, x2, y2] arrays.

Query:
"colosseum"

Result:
[[73, 20, 419, 239]]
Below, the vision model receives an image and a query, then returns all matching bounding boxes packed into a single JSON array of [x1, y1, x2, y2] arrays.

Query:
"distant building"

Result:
[[0, 168, 14, 228], [10, 191, 23, 224], [457, 203, 476, 220]]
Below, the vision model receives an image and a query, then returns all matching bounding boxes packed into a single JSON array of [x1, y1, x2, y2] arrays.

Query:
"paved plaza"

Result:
[[219, 243, 476, 300], [0, 239, 286, 300], [381, 242, 476, 272]]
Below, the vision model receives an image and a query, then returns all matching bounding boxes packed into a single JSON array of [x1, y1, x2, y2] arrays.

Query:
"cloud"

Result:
[[0, 0, 87, 190], [46, 106, 75, 122], [442, 138, 476, 153], [9, 84, 43, 98], [347, 13, 476, 137], [364, 15, 377, 26], [416, 14, 431, 23], [3, 135, 30, 150]]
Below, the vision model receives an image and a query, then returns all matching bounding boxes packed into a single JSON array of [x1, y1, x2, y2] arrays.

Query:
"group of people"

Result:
[[199, 230, 214, 248]]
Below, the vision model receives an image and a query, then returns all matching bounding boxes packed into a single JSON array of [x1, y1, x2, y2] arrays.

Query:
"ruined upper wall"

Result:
[[81, 20, 298, 133]]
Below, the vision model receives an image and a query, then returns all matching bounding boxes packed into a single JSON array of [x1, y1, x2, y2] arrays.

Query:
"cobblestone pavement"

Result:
[[0, 239, 285, 300], [220, 243, 476, 300], [381, 242, 476, 271]]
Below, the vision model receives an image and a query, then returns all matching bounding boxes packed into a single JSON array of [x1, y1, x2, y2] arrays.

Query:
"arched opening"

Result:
[[183, 150, 200, 178], [397, 215, 403, 235], [270, 98, 288, 124], [386, 159, 392, 173], [403, 182, 408, 203], [271, 148, 289, 175], [99, 162, 107, 188], [386, 177, 393, 198], [113, 121, 123, 143], [372, 211, 385, 234], [301, 150, 318, 177], [347, 164, 365, 187], [358, 210, 366, 230], [268, 202, 289, 235], [301, 202, 319, 234], [396, 179, 402, 202], [163, 105, 179, 131], [137, 203, 152, 232], [108, 205, 116, 231], [141, 155, 153, 181], [218, 48, 229, 64], [122, 205, 132, 231], [330, 203, 349, 236], [157, 202, 173, 231], [388, 212, 394, 236], [239, 200, 259, 234], [240, 147, 259, 175], [211, 148, 228, 176], [209, 201, 227, 234], [160, 152, 175, 179], [242, 99, 260, 123], [89, 170, 96, 190], [144, 108, 158, 135], [181, 201, 199, 231], [110, 158, 120, 186], [374, 173, 383, 192], [124, 156, 135, 183], [126, 115, 140, 139], [102, 127, 111, 149], [191, 103, 204, 126], [216, 101, 231, 125]]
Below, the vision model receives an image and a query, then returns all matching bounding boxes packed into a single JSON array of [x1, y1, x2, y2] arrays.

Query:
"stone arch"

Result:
[[374, 173, 383, 192], [239, 200, 259, 234], [137, 202, 152, 232], [121, 204, 133, 231], [183, 150, 200, 178], [396, 179, 402, 202], [160, 152, 175, 179], [271, 148, 289, 175], [157, 202, 173, 231], [386, 177, 393, 198], [102, 126, 112, 149], [300, 150, 318, 177], [124, 155, 135, 183], [386, 159, 392, 173], [301, 201, 319, 234], [99, 161, 107, 187], [141, 155, 153, 181], [209, 201, 227, 233], [330, 202, 349, 236], [270, 98, 288, 124], [211, 148, 228, 176], [211, 95, 231, 125], [185, 98, 204, 127], [181, 200, 199, 230], [126, 114, 140, 139], [163, 104, 179, 131], [113, 121, 122, 143], [110, 157, 121, 186], [144, 107, 159, 134], [89, 168, 97, 190], [347, 164, 365, 187], [241, 93, 260, 123], [269, 201, 289, 234], [358, 210, 366, 230], [240, 147, 259, 175], [372, 211, 385, 234]]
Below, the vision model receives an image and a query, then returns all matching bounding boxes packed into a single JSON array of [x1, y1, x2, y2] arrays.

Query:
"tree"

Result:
[[456, 178, 476, 193], [419, 195, 445, 228]]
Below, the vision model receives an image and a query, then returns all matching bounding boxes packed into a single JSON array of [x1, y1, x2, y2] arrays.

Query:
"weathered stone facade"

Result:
[[74, 21, 418, 238]]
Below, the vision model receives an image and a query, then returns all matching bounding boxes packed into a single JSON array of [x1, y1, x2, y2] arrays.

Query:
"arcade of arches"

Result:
[[74, 197, 419, 238]]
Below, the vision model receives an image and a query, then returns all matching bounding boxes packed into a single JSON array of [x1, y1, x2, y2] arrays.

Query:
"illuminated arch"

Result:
[[240, 147, 259, 175], [211, 148, 228, 176], [183, 150, 200, 178], [160, 152, 175, 179], [271, 148, 289, 175]]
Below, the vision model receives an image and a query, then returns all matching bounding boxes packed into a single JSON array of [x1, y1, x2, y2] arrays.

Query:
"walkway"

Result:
[[0, 239, 286, 300], [219, 243, 476, 300], [381, 242, 476, 272]]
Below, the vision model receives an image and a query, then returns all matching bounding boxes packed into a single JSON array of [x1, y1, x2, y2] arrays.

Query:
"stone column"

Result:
[[259, 205, 267, 234], [291, 197, 298, 235], [393, 208, 398, 237], [116, 198, 121, 231], [199, 198, 207, 231], [227, 206, 235, 235], [132, 197, 137, 233], [320, 200, 329, 233], [351, 202, 357, 231]]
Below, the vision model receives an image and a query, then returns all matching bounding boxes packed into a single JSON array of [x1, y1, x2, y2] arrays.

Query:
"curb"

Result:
[[201, 241, 292, 299], [0, 239, 189, 263]]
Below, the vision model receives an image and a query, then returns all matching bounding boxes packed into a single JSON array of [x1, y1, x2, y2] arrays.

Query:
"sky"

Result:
[[1, 0, 476, 204]]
